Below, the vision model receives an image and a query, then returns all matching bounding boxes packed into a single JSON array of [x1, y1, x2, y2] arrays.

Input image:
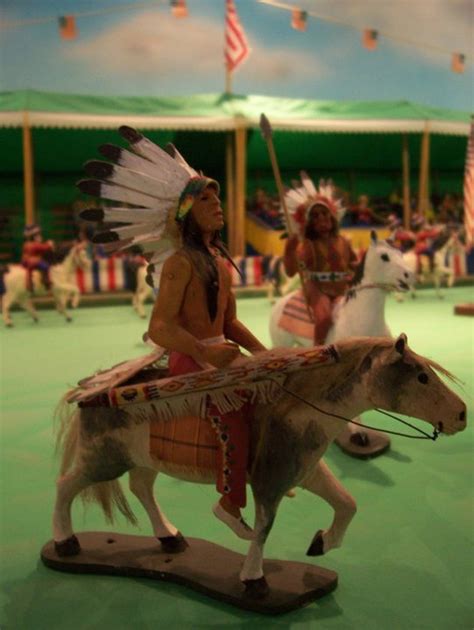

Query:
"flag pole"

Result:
[[225, 67, 232, 94], [259, 113, 314, 322], [402, 134, 411, 229]]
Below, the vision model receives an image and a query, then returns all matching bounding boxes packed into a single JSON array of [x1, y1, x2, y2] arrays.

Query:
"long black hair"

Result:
[[179, 212, 241, 322]]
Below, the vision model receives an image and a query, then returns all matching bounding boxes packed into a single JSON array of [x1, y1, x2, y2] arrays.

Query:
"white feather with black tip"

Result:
[[78, 126, 205, 290]]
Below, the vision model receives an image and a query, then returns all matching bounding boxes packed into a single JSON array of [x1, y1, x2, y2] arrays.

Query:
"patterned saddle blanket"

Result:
[[278, 290, 314, 340]]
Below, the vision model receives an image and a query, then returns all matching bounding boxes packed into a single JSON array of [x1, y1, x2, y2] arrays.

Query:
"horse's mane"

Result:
[[349, 251, 367, 287], [43, 242, 74, 265], [243, 337, 461, 404], [239, 338, 385, 403], [405, 349, 461, 385]]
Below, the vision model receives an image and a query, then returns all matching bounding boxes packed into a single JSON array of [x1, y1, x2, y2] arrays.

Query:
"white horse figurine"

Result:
[[132, 263, 154, 318], [1, 242, 90, 327], [269, 232, 414, 348], [52, 335, 466, 598], [397, 228, 460, 300]]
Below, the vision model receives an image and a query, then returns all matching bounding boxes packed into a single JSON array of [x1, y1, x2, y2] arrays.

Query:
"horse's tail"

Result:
[[54, 393, 137, 526], [0, 263, 8, 296]]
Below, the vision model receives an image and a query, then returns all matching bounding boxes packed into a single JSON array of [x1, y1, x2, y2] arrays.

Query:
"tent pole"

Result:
[[402, 134, 411, 228], [225, 132, 236, 253], [417, 124, 431, 217], [234, 123, 247, 256], [22, 111, 35, 225]]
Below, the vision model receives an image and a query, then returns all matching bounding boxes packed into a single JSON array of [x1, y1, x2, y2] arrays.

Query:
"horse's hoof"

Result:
[[6, 323, 13, 328], [158, 531, 189, 553], [55, 534, 81, 557], [66, 317, 72, 323], [33, 319, 39, 324], [243, 576, 269, 600], [350, 431, 370, 447], [306, 529, 325, 556]]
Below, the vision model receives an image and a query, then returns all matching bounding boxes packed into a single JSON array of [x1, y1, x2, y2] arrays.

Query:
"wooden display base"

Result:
[[41, 532, 338, 614], [454, 303, 474, 316], [334, 428, 391, 459]]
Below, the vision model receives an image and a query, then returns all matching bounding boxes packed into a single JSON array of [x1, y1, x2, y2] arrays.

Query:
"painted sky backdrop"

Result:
[[0, 0, 473, 111]]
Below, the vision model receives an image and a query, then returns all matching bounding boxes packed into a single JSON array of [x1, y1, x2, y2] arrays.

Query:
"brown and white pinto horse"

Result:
[[53, 335, 466, 598]]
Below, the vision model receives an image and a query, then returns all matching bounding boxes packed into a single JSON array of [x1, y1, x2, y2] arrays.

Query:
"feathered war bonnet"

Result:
[[76, 126, 218, 290], [284, 171, 346, 239]]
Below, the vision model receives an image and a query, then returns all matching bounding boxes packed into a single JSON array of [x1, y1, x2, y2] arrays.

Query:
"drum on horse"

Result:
[[397, 227, 461, 300], [269, 232, 414, 348], [52, 334, 465, 598], [1, 242, 90, 327]]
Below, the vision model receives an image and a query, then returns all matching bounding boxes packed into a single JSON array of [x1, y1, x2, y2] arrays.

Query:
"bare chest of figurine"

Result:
[[180, 258, 231, 336]]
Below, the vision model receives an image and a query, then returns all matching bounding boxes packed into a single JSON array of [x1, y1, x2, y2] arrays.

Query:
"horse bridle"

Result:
[[349, 282, 399, 293], [268, 377, 440, 441]]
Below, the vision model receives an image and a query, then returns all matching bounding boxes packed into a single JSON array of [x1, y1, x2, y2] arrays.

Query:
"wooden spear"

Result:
[[259, 113, 314, 323]]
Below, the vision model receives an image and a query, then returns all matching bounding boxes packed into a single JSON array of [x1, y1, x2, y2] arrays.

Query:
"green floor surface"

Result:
[[1, 287, 473, 629]]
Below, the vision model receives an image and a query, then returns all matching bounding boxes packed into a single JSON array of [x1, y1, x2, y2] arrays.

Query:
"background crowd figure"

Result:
[[247, 187, 464, 231], [0, 183, 467, 307]]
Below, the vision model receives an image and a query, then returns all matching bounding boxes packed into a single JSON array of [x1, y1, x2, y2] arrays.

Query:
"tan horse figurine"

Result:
[[1, 242, 90, 326]]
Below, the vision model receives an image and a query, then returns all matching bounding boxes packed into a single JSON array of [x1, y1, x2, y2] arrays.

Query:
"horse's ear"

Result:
[[370, 230, 377, 245], [379, 333, 408, 365], [395, 333, 408, 355]]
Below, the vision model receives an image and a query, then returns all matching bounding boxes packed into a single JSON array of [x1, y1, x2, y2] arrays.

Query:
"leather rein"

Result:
[[268, 377, 440, 441]]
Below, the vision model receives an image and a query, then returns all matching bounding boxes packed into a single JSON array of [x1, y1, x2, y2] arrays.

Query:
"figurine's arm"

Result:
[[148, 254, 240, 368], [347, 240, 359, 271], [223, 292, 267, 354], [148, 254, 206, 363], [283, 235, 300, 277], [284, 238, 313, 277]]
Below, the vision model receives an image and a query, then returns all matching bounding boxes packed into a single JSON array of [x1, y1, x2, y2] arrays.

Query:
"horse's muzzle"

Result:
[[438, 408, 467, 435]]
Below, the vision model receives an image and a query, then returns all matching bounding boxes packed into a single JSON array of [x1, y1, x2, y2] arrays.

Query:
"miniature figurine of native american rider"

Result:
[[78, 128, 266, 540]]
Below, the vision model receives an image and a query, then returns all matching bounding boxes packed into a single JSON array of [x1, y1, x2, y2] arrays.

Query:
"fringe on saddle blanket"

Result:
[[66, 344, 339, 421]]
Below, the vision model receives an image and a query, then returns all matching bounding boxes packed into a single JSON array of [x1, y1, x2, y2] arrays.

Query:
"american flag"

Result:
[[225, 0, 250, 73], [464, 119, 474, 247]]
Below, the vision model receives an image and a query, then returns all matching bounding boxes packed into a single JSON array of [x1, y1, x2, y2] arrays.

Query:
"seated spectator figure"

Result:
[[348, 194, 383, 226], [21, 224, 54, 292], [438, 193, 459, 225], [388, 190, 403, 216], [248, 187, 283, 229], [249, 187, 268, 217], [386, 213, 416, 253]]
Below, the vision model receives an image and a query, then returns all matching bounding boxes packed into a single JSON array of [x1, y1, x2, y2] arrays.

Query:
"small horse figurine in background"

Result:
[[132, 261, 154, 318], [397, 227, 462, 300], [269, 232, 414, 348], [1, 242, 90, 327], [50, 334, 465, 602], [269, 233, 415, 456]]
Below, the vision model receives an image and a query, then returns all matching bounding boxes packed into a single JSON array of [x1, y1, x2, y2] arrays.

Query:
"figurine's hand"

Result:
[[285, 234, 299, 252], [204, 342, 241, 369]]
